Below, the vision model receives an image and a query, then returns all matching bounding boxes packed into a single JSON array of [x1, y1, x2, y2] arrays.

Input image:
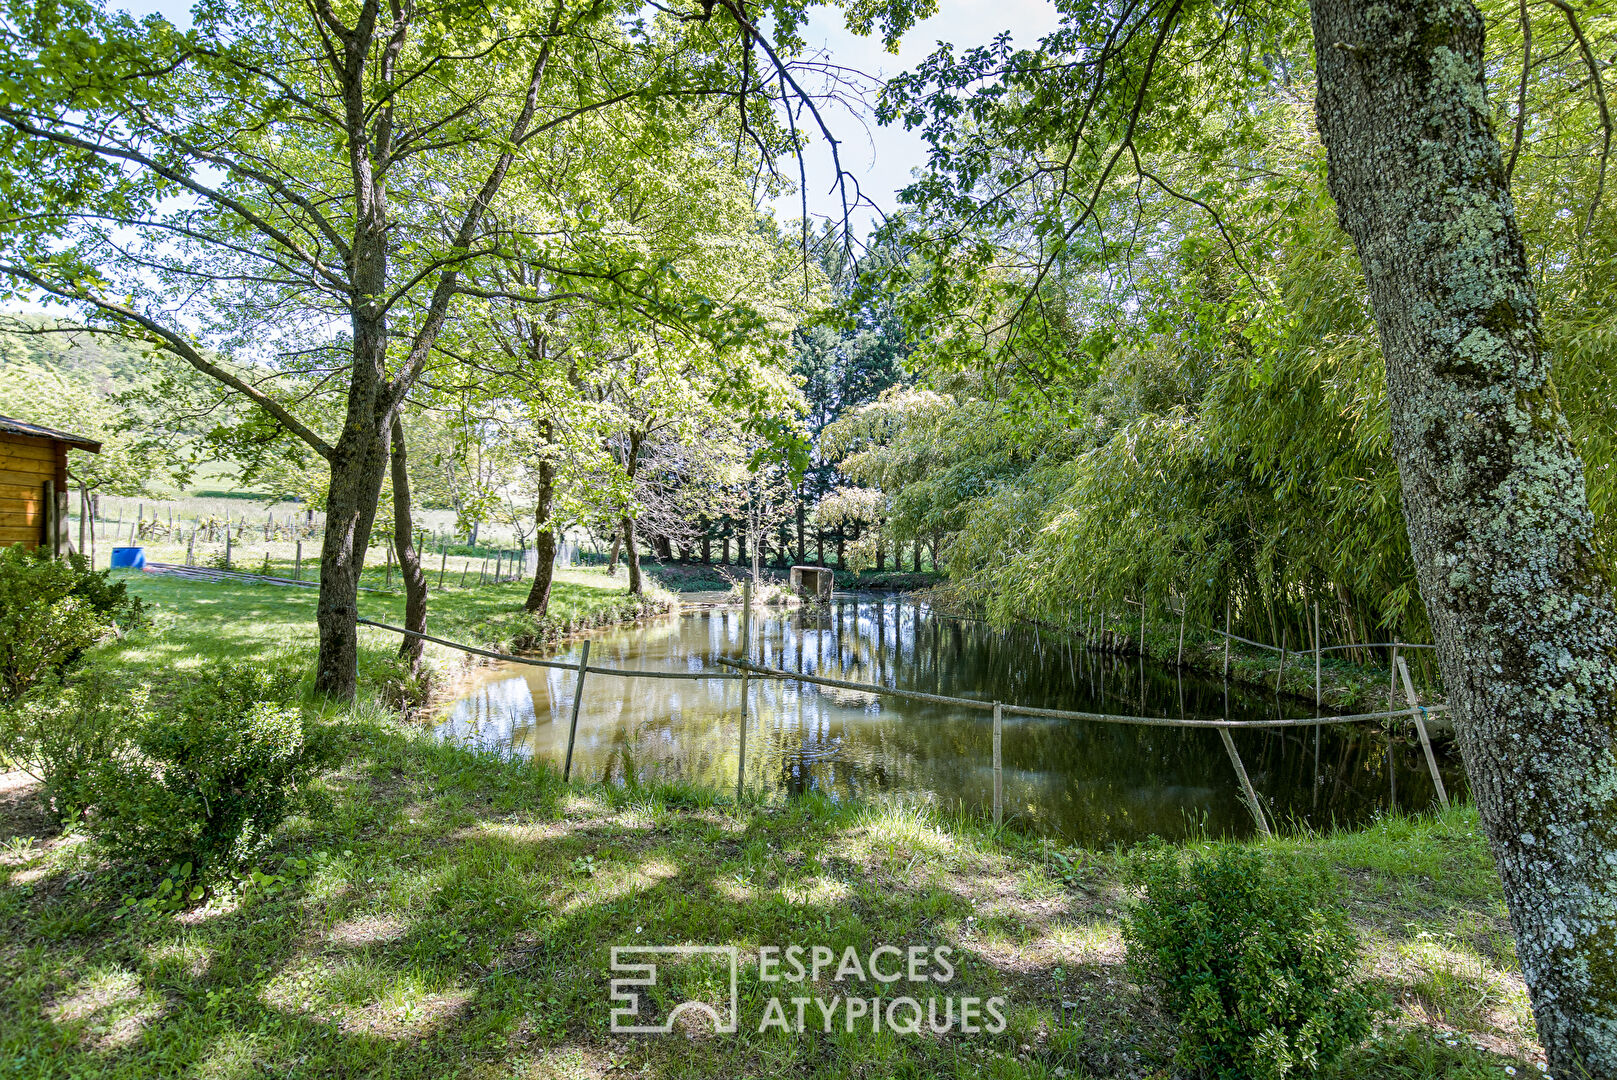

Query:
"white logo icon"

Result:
[[609, 946, 739, 1034]]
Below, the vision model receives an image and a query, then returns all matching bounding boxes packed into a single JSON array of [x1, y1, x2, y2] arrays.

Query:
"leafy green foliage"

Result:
[[0, 546, 143, 701], [83, 663, 322, 882], [0, 665, 132, 814], [1124, 842, 1377, 1079]]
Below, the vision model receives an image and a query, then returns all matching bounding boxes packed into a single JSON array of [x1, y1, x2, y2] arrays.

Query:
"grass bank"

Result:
[[0, 576, 1529, 1078]]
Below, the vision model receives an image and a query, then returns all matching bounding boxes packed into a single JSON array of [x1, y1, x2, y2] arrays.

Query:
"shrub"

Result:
[[1123, 841, 1376, 1079], [0, 546, 144, 701], [83, 662, 319, 879], [0, 666, 140, 815]]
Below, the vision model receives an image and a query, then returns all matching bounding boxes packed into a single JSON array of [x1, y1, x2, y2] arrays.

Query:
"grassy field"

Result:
[[0, 575, 1535, 1079]]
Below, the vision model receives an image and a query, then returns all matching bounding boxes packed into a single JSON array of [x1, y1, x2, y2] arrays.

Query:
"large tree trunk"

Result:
[[1312, 0, 1617, 1070], [390, 413, 427, 672], [314, 394, 392, 699], [525, 421, 558, 615], [622, 515, 643, 594]]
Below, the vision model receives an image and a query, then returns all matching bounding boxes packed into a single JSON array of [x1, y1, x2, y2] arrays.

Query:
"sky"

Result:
[[117, 0, 1063, 234]]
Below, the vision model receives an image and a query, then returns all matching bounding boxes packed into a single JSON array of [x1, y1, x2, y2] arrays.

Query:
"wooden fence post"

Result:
[[1387, 643, 1400, 809], [293, 539, 301, 580], [438, 542, 448, 588], [1397, 655, 1449, 810], [992, 701, 1003, 828], [562, 640, 591, 782], [738, 581, 752, 803], [1219, 728, 1271, 837], [224, 532, 231, 569], [187, 529, 196, 567]]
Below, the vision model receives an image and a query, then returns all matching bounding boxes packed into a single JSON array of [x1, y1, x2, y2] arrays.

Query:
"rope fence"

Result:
[[359, 587, 1452, 834]]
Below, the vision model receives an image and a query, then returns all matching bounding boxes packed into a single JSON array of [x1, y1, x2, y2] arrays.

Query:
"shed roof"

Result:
[[0, 415, 102, 453]]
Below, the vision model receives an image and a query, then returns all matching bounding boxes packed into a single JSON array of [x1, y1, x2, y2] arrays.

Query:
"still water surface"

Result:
[[437, 597, 1461, 844]]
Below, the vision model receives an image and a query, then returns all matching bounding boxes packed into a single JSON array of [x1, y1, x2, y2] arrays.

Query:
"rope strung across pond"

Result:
[[356, 617, 746, 680], [358, 618, 1445, 729], [363, 612, 1453, 832], [718, 658, 1445, 730]]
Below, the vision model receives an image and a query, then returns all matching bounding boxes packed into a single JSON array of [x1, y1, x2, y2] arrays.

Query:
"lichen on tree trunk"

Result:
[[1310, 0, 1617, 1069]]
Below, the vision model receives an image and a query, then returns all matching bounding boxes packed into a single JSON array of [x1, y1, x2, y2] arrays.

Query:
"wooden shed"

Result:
[[0, 416, 101, 555]]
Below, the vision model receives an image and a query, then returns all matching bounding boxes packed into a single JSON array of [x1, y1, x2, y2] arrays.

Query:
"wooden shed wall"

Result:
[[0, 433, 65, 548]]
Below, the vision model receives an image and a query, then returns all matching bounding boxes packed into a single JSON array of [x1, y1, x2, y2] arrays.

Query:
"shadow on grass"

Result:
[[0, 674, 1534, 1080]]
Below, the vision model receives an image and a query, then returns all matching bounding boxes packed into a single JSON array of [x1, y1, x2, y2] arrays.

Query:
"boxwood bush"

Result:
[[1123, 841, 1377, 1079], [84, 663, 321, 879], [0, 546, 143, 702]]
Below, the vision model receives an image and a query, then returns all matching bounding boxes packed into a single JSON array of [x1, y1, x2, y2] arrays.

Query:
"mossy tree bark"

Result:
[[1311, 0, 1617, 1070]]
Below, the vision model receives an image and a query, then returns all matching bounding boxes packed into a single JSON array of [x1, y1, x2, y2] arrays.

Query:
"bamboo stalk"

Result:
[[1224, 600, 1231, 679], [1275, 628, 1287, 694]]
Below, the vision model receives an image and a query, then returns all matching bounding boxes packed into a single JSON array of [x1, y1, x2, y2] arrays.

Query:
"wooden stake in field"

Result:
[[294, 539, 302, 581], [494, 550, 502, 583], [459, 557, 469, 588], [1397, 655, 1449, 810], [738, 581, 753, 803], [185, 528, 195, 567], [562, 640, 591, 782], [224, 532, 232, 569], [384, 543, 393, 589], [438, 542, 448, 588]]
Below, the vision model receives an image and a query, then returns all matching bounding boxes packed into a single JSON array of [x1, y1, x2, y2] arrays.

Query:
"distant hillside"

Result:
[[0, 311, 236, 495], [0, 312, 160, 401]]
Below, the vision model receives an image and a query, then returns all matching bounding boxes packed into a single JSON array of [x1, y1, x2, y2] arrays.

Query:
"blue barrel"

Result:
[[110, 546, 146, 570]]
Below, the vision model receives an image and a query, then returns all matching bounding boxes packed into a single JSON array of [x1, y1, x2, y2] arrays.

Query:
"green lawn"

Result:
[[91, 567, 670, 689], [0, 575, 1534, 1079]]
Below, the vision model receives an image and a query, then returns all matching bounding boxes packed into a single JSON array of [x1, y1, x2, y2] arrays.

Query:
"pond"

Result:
[[437, 596, 1463, 845]]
